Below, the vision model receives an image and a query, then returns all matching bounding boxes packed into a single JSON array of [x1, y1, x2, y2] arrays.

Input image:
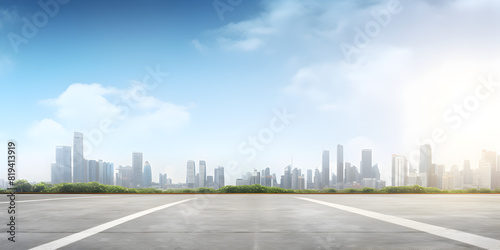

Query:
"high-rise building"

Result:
[[117, 165, 133, 188], [307, 169, 313, 189], [186, 160, 196, 188], [479, 150, 497, 189], [298, 175, 305, 190], [199, 160, 207, 188], [51, 163, 60, 184], [100, 161, 114, 185], [345, 162, 351, 184], [392, 155, 407, 186], [56, 146, 72, 183], [478, 161, 492, 189], [337, 144, 344, 187], [132, 152, 144, 188], [159, 173, 167, 188], [84, 159, 89, 183], [361, 149, 372, 179], [73, 132, 85, 183], [107, 162, 114, 185], [88, 160, 99, 182], [322, 150, 330, 188], [419, 144, 432, 187], [143, 161, 152, 187], [292, 168, 299, 189], [372, 164, 380, 180], [206, 176, 214, 189], [132, 152, 143, 188], [262, 167, 272, 187], [98, 160, 104, 183], [330, 172, 337, 187], [428, 164, 438, 188], [282, 165, 292, 189], [314, 168, 322, 189], [214, 166, 225, 189], [463, 160, 473, 186], [250, 169, 261, 185]]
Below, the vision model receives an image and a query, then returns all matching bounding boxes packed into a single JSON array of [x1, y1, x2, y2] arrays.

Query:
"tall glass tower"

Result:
[[361, 149, 372, 179], [132, 152, 143, 188], [199, 160, 206, 188], [337, 144, 344, 186], [143, 161, 152, 187], [73, 132, 85, 183], [56, 146, 72, 183], [186, 160, 196, 188], [322, 150, 329, 188]]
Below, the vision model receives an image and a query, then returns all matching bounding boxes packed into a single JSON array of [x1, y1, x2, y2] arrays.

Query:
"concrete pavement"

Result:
[[1, 194, 498, 249]]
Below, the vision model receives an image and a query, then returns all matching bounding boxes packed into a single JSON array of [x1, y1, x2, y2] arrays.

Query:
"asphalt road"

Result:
[[1, 194, 499, 249]]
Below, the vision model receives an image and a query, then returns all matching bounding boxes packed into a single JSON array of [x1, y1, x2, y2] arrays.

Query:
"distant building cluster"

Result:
[[184, 160, 225, 189], [51, 132, 114, 185], [236, 144, 386, 190], [392, 145, 500, 190], [114, 152, 156, 189], [46, 133, 499, 191], [49, 132, 227, 190]]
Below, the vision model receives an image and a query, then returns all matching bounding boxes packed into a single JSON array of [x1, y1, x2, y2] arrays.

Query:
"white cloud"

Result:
[[27, 119, 68, 140], [37, 82, 190, 157], [214, 0, 500, 172], [40, 83, 120, 130], [191, 39, 207, 53], [218, 37, 264, 51]]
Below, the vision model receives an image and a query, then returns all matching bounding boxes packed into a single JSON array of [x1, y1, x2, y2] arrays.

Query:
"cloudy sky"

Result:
[[1, 0, 500, 184]]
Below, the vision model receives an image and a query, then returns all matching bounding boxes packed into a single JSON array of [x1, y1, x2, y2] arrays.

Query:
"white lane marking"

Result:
[[295, 197, 500, 250], [0, 196, 110, 204], [30, 198, 194, 250]]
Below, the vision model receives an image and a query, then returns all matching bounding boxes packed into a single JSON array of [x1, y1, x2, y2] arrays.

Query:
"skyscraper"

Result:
[[51, 163, 60, 184], [117, 165, 133, 188], [159, 173, 167, 188], [132, 152, 143, 188], [307, 169, 313, 189], [392, 154, 407, 187], [56, 146, 72, 183], [250, 169, 260, 185], [263, 167, 272, 187], [361, 149, 372, 179], [214, 166, 224, 189], [314, 168, 321, 189], [98, 160, 104, 183], [322, 150, 329, 188], [282, 165, 292, 189], [199, 160, 207, 188], [372, 164, 380, 180], [186, 160, 196, 188], [292, 168, 299, 189], [419, 144, 432, 187], [88, 160, 98, 182], [463, 160, 472, 185], [479, 150, 497, 189], [142, 161, 152, 187], [337, 144, 344, 186], [73, 132, 85, 183]]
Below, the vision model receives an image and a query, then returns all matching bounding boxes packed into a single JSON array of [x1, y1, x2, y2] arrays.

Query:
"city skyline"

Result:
[[42, 131, 498, 191], [1, 0, 500, 186]]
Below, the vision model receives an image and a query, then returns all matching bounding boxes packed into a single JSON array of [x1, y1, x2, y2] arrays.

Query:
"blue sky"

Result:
[[1, 0, 500, 184]]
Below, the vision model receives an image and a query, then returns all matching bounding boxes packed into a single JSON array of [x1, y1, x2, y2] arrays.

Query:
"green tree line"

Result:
[[1, 180, 499, 194]]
